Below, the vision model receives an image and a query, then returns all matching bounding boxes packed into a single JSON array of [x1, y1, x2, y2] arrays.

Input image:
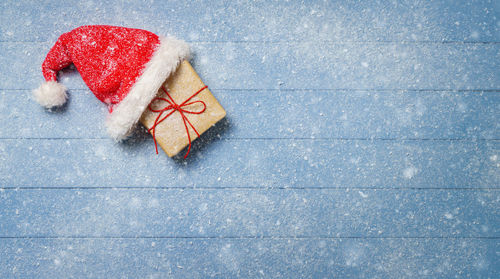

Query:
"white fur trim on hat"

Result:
[[33, 81, 68, 108], [105, 36, 191, 141]]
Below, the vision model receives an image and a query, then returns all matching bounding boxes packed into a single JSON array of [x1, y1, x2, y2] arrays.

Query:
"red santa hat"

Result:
[[33, 25, 190, 140]]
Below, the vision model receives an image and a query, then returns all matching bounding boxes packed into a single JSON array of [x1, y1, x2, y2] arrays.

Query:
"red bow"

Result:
[[148, 85, 208, 158]]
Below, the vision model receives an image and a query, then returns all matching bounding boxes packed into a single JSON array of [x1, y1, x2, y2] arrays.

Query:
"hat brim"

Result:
[[105, 36, 191, 141]]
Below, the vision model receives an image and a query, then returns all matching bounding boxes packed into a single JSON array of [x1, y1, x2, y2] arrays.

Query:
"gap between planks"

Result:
[[2, 40, 500, 44], [3, 88, 500, 92], [0, 138, 499, 141], [1, 187, 498, 190], [0, 236, 498, 240]]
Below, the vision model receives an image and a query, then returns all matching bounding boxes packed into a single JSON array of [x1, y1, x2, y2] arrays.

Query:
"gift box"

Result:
[[140, 60, 226, 157]]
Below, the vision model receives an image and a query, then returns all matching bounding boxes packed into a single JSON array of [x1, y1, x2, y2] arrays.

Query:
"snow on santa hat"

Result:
[[33, 25, 190, 141]]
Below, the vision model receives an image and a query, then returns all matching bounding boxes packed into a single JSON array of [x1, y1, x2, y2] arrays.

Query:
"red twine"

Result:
[[147, 85, 208, 158]]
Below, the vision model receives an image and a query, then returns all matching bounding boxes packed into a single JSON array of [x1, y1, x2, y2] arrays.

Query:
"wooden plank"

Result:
[[1, 42, 499, 90], [0, 189, 498, 237], [1, 1, 499, 278], [1, 89, 499, 140], [0, 139, 498, 188], [0, 238, 498, 278], [1, 0, 498, 42]]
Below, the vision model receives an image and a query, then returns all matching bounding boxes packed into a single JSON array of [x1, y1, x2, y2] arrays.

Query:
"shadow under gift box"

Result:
[[140, 60, 226, 157]]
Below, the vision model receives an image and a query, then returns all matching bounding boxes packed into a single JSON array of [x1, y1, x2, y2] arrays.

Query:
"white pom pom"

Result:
[[33, 81, 68, 108]]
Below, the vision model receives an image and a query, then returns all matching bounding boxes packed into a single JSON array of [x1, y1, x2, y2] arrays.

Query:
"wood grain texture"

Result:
[[1, 238, 498, 278], [1, 89, 499, 139], [1, 0, 499, 42], [0, 0, 498, 278], [0, 189, 498, 237], [2, 42, 500, 90], [0, 139, 498, 188]]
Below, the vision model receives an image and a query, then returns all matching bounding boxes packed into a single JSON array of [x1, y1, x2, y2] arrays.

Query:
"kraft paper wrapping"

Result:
[[140, 60, 226, 157]]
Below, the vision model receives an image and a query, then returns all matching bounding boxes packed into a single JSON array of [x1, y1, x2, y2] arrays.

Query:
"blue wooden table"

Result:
[[1, 0, 499, 278]]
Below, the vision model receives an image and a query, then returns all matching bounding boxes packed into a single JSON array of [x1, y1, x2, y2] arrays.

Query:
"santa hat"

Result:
[[33, 25, 190, 141]]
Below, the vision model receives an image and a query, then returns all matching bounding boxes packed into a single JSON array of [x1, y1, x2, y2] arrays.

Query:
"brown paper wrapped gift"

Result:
[[140, 61, 226, 157]]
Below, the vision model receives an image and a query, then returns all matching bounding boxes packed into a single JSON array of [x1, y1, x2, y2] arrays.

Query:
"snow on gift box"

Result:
[[33, 25, 226, 158]]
